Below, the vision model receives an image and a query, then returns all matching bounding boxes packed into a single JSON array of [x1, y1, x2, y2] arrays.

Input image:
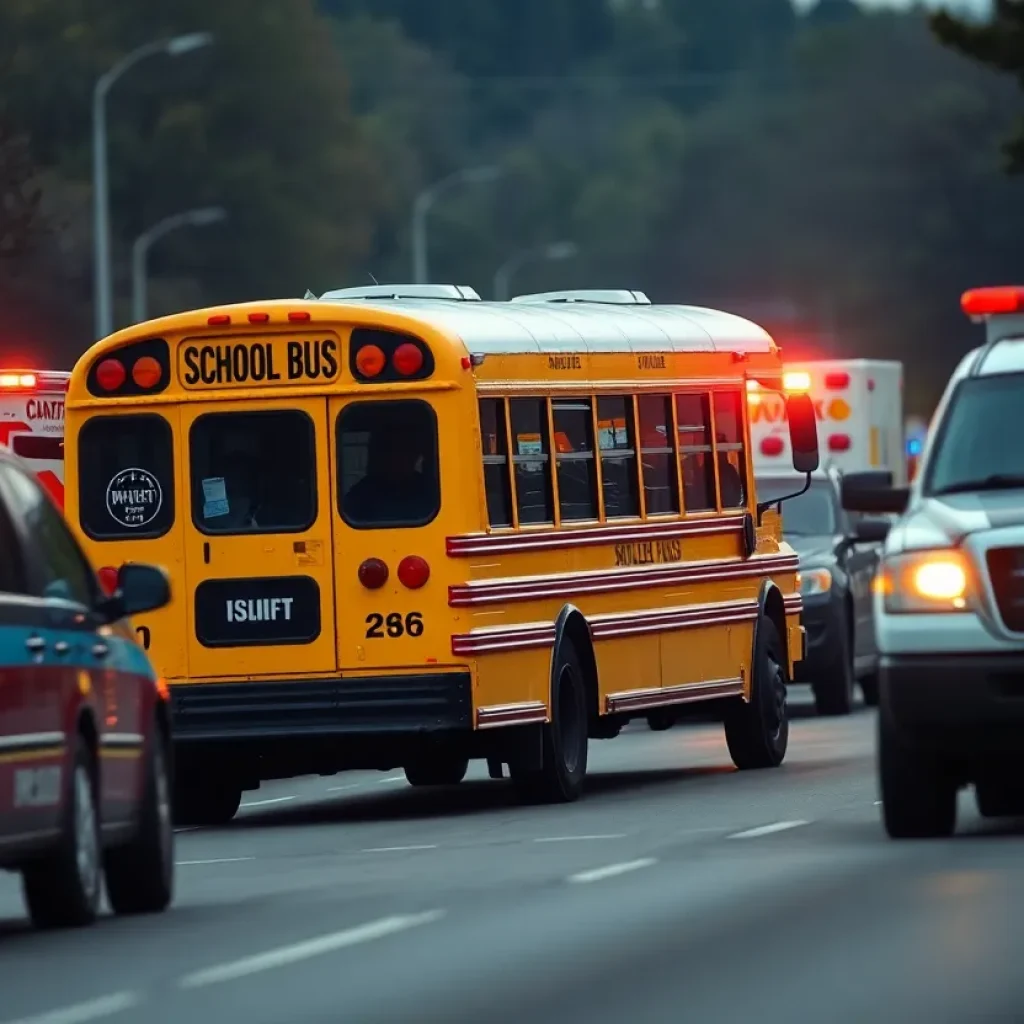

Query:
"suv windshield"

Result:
[[757, 478, 836, 535], [925, 372, 1024, 496]]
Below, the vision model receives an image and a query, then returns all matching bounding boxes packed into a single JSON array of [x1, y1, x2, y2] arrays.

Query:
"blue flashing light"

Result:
[[907, 438, 922, 456]]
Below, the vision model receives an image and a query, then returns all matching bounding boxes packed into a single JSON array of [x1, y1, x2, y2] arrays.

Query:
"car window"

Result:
[[0, 464, 96, 606], [0, 484, 29, 595]]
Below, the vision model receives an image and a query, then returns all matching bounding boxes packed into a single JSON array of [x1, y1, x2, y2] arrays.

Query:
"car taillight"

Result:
[[358, 558, 389, 589], [397, 556, 430, 589], [97, 566, 119, 596]]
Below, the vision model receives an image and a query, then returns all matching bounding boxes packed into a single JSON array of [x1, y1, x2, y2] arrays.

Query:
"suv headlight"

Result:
[[799, 567, 833, 597], [875, 549, 974, 614]]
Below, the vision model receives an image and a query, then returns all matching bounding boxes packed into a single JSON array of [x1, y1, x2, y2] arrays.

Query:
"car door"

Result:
[[0, 462, 137, 829], [0, 464, 65, 848], [838, 498, 880, 663]]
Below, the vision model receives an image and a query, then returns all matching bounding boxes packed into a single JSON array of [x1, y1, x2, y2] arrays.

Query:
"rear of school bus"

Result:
[[64, 299, 485, 824]]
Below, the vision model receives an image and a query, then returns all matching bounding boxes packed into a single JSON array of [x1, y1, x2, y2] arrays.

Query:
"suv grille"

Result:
[[986, 547, 1024, 631]]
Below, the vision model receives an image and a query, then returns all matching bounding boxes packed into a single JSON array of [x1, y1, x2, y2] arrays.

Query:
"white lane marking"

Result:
[[534, 834, 626, 843], [568, 858, 657, 884], [378, 776, 405, 785], [176, 857, 255, 866], [240, 796, 295, 808], [1, 991, 141, 1024], [328, 783, 361, 793], [363, 844, 437, 853], [728, 820, 809, 839], [179, 910, 445, 988]]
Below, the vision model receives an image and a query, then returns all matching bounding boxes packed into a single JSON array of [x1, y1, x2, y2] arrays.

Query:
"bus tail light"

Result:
[[760, 436, 785, 457], [288, 311, 311, 322], [358, 557, 389, 589], [247, 312, 269, 324], [355, 344, 386, 378], [828, 433, 851, 452], [131, 356, 162, 389], [397, 556, 430, 589], [208, 314, 231, 326], [95, 359, 127, 391], [97, 566, 119, 596], [393, 343, 424, 377]]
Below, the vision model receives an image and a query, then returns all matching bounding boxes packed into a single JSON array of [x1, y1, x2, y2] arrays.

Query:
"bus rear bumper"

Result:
[[169, 673, 473, 743]]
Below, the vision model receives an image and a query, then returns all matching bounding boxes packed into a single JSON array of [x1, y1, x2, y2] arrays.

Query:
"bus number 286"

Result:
[[365, 612, 424, 638]]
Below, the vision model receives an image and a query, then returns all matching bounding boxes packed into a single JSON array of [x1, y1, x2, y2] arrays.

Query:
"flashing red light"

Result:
[[288, 311, 310, 322], [0, 372, 36, 388], [760, 436, 785, 457], [97, 566, 119, 596], [961, 286, 1024, 317], [397, 555, 430, 590], [355, 344, 386, 378], [132, 356, 162, 389], [358, 557, 389, 589], [248, 312, 270, 324], [828, 433, 851, 452], [824, 371, 850, 389], [96, 359, 126, 391], [208, 314, 231, 326], [392, 343, 424, 377]]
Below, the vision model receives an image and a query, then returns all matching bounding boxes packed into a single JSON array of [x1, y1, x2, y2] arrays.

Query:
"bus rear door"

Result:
[[179, 397, 339, 679]]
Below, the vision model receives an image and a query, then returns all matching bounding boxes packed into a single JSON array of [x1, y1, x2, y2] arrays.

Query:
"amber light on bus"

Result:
[[350, 328, 434, 383]]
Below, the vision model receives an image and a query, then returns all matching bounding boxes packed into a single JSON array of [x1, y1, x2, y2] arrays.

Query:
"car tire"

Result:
[[511, 641, 588, 804], [646, 712, 673, 732], [404, 755, 469, 787], [724, 614, 789, 770], [878, 706, 956, 839], [105, 727, 174, 915], [22, 737, 102, 929], [813, 614, 854, 716], [860, 672, 880, 708], [173, 771, 242, 827]]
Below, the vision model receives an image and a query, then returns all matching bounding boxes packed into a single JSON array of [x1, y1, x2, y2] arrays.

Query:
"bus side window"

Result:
[[636, 395, 679, 515], [712, 390, 748, 509], [479, 398, 512, 528], [508, 398, 553, 526], [676, 393, 716, 513], [551, 398, 598, 523], [597, 396, 639, 519]]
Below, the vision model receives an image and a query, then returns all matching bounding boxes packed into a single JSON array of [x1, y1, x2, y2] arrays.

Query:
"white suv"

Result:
[[843, 285, 1024, 838]]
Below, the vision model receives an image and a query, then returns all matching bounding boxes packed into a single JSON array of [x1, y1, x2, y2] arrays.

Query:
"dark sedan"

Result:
[[757, 470, 889, 715]]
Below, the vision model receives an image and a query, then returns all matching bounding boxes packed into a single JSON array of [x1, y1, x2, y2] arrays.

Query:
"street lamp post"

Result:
[[493, 242, 578, 301], [93, 31, 214, 339], [131, 206, 226, 323], [411, 165, 502, 284]]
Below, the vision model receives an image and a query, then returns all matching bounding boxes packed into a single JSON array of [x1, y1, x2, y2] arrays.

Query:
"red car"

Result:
[[0, 446, 174, 927]]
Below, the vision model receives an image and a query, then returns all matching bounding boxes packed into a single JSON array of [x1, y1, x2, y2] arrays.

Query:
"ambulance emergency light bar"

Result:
[[961, 286, 1024, 318]]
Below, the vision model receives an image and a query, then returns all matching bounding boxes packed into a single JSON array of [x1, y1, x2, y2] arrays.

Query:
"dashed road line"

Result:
[[1, 991, 142, 1024], [568, 858, 657, 884], [534, 834, 626, 843], [362, 844, 438, 853], [176, 857, 255, 866], [728, 820, 809, 840], [240, 796, 296, 808], [178, 910, 446, 988]]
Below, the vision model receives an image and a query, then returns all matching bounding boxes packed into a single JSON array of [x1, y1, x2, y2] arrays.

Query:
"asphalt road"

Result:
[[2, 690, 1024, 1024]]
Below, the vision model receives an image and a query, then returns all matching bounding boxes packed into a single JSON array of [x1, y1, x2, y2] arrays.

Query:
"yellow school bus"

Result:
[[64, 284, 817, 824]]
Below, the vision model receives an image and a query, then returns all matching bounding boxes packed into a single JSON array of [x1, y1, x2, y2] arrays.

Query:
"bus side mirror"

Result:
[[786, 393, 820, 474]]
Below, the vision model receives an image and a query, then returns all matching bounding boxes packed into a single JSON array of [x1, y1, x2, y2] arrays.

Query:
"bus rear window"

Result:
[[78, 415, 175, 539], [11, 435, 64, 461], [337, 400, 440, 528]]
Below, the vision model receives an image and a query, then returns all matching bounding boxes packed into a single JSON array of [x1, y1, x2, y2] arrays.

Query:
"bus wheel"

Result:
[[724, 614, 789, 770], [173, 772, 242, 827], [404, 755, 469, 787], [512, 642, 589, 804]]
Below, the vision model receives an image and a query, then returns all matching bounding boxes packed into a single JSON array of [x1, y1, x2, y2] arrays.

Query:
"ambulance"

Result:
[[0, 368, 69, 508], [749, 359, 906, 485]]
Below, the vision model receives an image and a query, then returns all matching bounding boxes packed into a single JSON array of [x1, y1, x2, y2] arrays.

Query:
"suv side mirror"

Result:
[[852, 517, 891, 544], [786, 393, 820, 474], [114, 563, 171, 618], [841, 471, 909, 515]]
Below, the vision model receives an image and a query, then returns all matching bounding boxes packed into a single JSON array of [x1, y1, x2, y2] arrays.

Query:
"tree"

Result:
[[932, 0, 1024, 172]]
